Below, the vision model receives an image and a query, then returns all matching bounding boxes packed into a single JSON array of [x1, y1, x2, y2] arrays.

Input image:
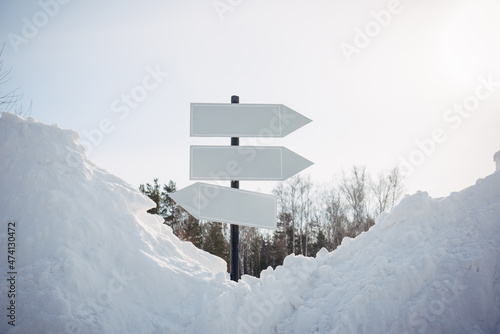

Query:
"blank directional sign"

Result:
[[169, 182, 277, 229], [190, 146, 313, 181], [190, 103, 311, 137]]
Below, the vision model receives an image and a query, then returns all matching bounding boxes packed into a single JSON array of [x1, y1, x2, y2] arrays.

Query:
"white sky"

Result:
[[1, 0, 499, 198]]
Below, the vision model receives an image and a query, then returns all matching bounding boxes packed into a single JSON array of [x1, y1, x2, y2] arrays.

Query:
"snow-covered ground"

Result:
[[1, 112, 499, 334]]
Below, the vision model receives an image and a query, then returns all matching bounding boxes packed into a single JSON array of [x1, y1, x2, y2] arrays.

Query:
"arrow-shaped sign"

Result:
[[190, 146, 313, 181], [169, 182, 277, 229], [190, 103, 311, 137]]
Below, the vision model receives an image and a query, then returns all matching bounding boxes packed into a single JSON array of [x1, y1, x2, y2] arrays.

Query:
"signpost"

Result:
[[229, 95, 240, 282], [190, 103, 311, 137], [190, 146, 313, 181], [170, 96, 312, 282], [169, 183, 278, 229]]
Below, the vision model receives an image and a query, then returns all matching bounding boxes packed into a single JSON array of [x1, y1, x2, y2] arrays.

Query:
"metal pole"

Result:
[[230, 95, 240, 282]]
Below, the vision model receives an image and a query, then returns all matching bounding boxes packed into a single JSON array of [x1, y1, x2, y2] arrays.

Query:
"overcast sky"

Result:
[[2, 0, 499, 199]]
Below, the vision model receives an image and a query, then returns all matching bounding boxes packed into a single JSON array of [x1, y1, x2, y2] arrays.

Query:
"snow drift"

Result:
[[0, 113, 228, 334], [1, 112, 499, 334]]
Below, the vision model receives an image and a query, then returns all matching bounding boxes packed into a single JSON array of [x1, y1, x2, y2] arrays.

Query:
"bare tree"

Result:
[[322, 186, 347, 250], [0, 43, 31, 117], [239, 226, 259, 276], [273, 182, 290, 254], [274, 174, 317, 256], [387, 167, 404, 208], [288, 177, 298, 254], [298, 175, 314, 256], [370, 167, 405, 216], [340, 166, 372, 235]]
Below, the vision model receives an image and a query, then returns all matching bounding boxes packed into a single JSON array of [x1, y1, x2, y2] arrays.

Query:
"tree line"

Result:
[[139, 166, 404, 277]]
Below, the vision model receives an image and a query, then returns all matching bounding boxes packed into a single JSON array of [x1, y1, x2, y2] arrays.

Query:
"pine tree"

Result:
[[203, 222, 228, 262], [182, 215, 203, 248], [161, 180, 183, 233], [259, 235, 273, 274], [311, 229, 328, 256], [271, 228, 287, 267], [139, 178, 161, 215]]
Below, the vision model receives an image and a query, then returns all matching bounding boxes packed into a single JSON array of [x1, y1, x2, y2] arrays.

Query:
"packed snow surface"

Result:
[[1, 112, 499, 334]]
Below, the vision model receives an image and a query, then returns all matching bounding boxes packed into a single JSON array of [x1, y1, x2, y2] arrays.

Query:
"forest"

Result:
[[139, 166, 404, 277]]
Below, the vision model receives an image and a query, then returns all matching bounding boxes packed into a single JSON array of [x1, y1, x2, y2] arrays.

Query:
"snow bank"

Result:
[[1, 112, 499, 334], [0, 113, 228, 334], [192, 173, 500, 334]]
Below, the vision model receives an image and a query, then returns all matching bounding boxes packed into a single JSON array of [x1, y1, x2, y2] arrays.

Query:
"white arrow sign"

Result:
[[190, 103, 311, 137], [169, 182, 277, 229], [190, 146, 313, 181]]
